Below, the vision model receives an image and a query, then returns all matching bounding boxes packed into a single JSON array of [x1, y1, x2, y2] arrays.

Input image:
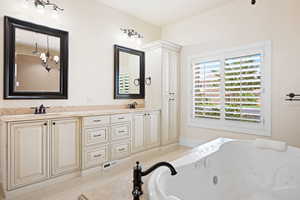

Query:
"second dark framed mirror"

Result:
[[114, 45, 145, 99], [4, 16, 69, 99]]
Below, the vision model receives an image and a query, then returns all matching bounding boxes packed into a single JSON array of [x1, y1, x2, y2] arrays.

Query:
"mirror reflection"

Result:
[[119, 52, 140, 94], [15, 28, 61, 92]]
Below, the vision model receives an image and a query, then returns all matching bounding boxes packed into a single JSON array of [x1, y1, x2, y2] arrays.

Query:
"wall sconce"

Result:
[[25, 0, 64, 14], [120, 28, 143, 44]]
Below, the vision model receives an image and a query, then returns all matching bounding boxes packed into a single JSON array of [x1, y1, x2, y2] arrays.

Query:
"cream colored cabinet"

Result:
[[132, 113, 146, 153], [8, 121, 49, 190], [132, 111, 161, 153], [111, 123, 131, 141], [83, 127, 109, 146], [162, 49, 180, 145], [143, 41, 181, 146], [83, 145, 108, 169], [111, 140, 131, 160], [81, 115, 112, 170], [145, 111, 161, 148], [51, 118, 80, 176], [3, 110, 160, 195], [83, 115, 110, 127]]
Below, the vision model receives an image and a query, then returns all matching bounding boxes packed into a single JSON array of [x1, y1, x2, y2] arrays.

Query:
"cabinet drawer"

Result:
[[111, 114, 131, 124], [111, 123, 130, 141], [84, 127, 109, 146], [83, 116, 110, 127], [83, 146, 108, 169], [111, 140, 131, 160]]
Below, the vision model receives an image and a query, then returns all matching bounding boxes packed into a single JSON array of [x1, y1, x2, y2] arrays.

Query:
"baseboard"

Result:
[[179, 137, 206, 147]]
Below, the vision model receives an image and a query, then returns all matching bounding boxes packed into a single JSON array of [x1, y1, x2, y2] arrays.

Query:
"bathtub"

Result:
[[148, 138, 300, 200]]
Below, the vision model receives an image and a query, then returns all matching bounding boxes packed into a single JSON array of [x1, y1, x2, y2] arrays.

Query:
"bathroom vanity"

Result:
[[1, 16, 181, 198], [0, 108, 176, 198]]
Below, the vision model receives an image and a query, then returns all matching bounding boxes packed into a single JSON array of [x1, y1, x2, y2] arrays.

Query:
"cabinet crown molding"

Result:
[[142, 40, 182, 52]]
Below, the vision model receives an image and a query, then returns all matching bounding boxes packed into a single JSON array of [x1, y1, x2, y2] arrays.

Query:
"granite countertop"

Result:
[[0, 107, 161, 122]]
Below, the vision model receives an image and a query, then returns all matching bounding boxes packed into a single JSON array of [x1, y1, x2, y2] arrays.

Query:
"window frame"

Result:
[[187, 41, 272, 136]]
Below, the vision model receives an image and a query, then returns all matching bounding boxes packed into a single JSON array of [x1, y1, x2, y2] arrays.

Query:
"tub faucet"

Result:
[[132, 161, 177, 200]]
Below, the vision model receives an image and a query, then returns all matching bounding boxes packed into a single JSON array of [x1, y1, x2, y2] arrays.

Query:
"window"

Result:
[[193, 61, 221, 119], [189, 42, 271, 136], [224, 54, 262, 123]]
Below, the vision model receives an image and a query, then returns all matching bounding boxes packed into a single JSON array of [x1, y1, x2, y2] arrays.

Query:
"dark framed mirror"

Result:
[[114, 45, 145, 99], [4, 16, 69, 99]]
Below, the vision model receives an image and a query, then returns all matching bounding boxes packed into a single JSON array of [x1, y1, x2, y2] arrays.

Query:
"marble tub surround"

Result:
[[8, 145, 191, 200], [0, 103, 145, 116]]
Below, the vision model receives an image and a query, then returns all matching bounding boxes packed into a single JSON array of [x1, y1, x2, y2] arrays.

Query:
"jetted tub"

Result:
[[148, 138, 300, 200]]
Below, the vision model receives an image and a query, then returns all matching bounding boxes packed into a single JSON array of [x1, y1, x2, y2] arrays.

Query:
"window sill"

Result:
[[187, 120, 271, 137]]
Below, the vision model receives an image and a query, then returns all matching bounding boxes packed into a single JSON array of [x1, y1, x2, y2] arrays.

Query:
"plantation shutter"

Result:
[[119, 73, 130, 94], [192, 61, 221, 119], [224, 54, 262, 123]]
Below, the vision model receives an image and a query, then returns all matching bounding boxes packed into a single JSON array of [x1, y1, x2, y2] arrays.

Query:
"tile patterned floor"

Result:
[[10, 146, 191, 200]]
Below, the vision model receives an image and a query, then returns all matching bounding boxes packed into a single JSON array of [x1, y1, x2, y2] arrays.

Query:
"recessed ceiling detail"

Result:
[[96, 0, 234, 26]]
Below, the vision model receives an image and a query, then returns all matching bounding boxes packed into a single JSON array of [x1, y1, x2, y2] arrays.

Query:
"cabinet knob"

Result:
[[43, 122, 47, 126], [52, 122, 56, 125]]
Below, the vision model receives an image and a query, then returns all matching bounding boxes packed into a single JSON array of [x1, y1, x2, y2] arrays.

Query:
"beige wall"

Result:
[[162, 0, 300, 147], [0, 0, 161, 108]]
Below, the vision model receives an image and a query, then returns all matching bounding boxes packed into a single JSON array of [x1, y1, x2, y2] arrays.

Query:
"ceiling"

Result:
[[96, 0, 234, 26]]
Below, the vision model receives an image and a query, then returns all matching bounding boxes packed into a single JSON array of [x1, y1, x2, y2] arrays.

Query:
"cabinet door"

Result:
[[161, 50, 180, 145], [169, 51, 179, 144], [8, 121, 49, 190], [51, 118, 80, 176], [145, 48, 162, 108], [168, 99, 179, 144], [132, 114, 146, 153], [146, 111, 161, 148]]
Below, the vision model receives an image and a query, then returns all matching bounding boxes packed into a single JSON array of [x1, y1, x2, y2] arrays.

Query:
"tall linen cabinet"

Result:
[[142, 41, 181, 145]]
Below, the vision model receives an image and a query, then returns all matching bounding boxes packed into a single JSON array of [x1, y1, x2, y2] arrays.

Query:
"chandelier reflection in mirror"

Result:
[[31, 33, 60, 72], [40, 36, 60, 72], [120, 28, 143, 45]]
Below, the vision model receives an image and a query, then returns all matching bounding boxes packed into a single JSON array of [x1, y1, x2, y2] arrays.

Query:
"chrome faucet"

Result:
[[132, 161, 177, 200]]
